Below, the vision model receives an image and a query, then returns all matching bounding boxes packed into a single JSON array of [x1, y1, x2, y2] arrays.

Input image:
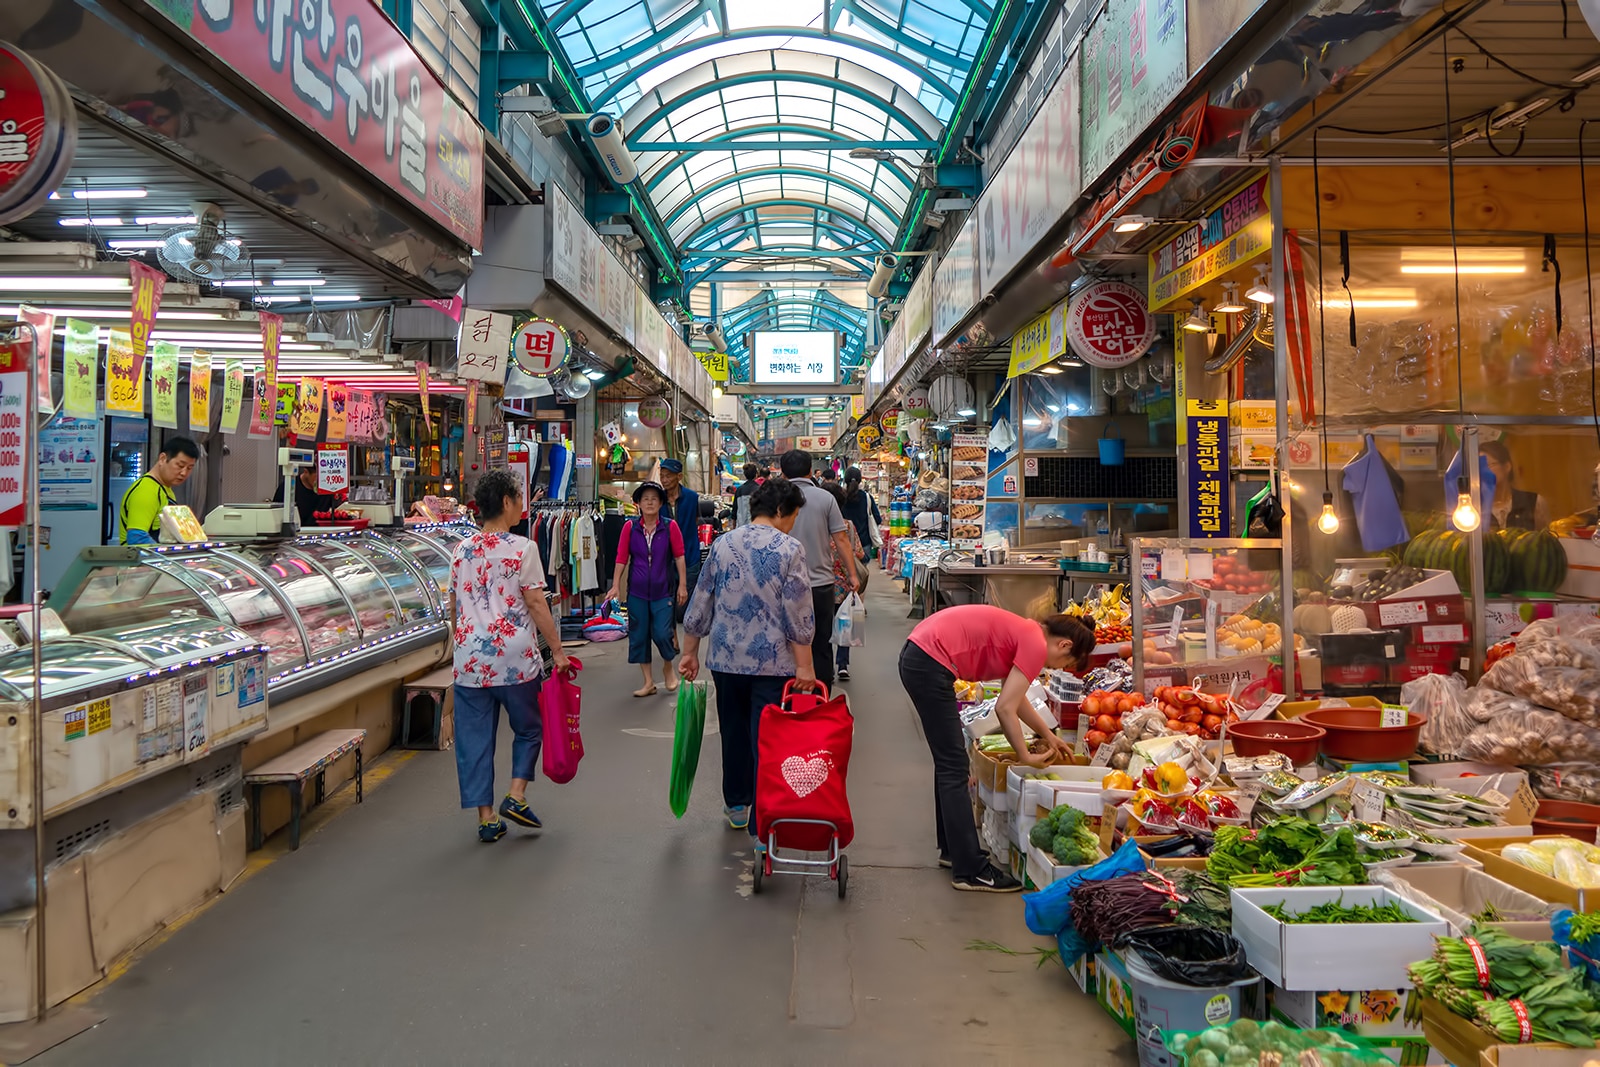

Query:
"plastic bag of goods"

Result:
[[1456, 689, 1600, 765], [1401, 671, 1473, 756], [1168, 1019, 1397, 1067], [1529, 764, 1600, 804], [1481, 621, 1600, 728]]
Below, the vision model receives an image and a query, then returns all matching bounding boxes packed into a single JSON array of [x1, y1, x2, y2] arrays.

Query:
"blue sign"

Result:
[[1185, 400, 1229, 538]]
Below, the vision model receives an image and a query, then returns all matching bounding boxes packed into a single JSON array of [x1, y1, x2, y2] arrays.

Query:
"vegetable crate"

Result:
[[1270, 986, 1444, 1066], [1096, 948, 1137, 1040], [1230, 887, 1449, 991]]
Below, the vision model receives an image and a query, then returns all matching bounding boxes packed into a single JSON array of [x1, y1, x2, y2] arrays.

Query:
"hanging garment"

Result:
[[546, 444, 570, 501], [1342, 435, 1410, 552], [575, 513, 600, 592]]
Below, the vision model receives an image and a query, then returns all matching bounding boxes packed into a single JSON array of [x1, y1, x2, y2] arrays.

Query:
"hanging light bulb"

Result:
[[1317, 491, 1340, 534], [1452, 475, 1481, 532]]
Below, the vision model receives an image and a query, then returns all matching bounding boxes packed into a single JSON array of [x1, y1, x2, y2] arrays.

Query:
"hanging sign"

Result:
[[19, 305, 54, 411], [0, 339, 28, 527], [62, 319, 97, 418], [221, 358, 244, 433], [1079, 0, 1189, 189], [457, 309, 513, 382], [348, 390, 376, 442], [104, 328, 143, 415], [250, 312, 281, 438], [422, 295, 464, 322], [0, 44, 77, 227], [637, 397, 672, 429], [1007, 300, 1063, 378], [128, 260, 165, 376], [316, 445, 349, 494], [512, 318, 570, 377], [695, 349, 729, 382], [151, 341, 180, 428], [291, 378, 325, 437], [1066, 280, 1156, 369], [850, 394, 865, 420], [417, 362, 433, 433], [326, 385, 349, 441], [1185, 400, 1229, 539], [1149, 177, 1273, 310], [902, 386, 932, 419], [880, 408, 901, 436], [857, 424, 881, 451], [189, 351, 212, 432]]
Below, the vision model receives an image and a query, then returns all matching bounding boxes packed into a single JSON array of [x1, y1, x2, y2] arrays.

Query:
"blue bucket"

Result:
[[1098, 425, 1125, 465]]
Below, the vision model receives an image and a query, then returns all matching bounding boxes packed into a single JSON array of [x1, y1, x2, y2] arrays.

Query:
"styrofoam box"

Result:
[[1230, 887, 1449, 991]]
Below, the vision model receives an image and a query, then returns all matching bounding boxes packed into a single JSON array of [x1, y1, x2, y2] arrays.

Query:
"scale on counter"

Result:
[[202, 502, 289, 537], [343, 455, 415, 528]]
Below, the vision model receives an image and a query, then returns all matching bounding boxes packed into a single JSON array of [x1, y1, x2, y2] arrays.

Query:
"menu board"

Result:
[[950, 433, 988, 548]]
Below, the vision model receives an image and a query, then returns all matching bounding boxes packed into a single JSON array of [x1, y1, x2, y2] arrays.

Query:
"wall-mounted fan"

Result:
[[155, 202, 253, 283]]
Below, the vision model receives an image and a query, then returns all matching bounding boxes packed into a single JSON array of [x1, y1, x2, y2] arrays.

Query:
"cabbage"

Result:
[[1503, 843, 1555, 876]]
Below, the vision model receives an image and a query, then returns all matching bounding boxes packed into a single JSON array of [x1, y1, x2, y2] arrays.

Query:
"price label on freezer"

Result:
[[1379, 704, 1409, 728]]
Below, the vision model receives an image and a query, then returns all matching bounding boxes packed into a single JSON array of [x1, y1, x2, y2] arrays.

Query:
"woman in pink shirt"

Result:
[[900, 605, 1094, 893]]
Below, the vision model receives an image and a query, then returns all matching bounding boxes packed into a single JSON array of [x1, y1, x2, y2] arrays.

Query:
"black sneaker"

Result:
[[938, 853, 952, 869], [952, 863, 1022, 893], [838, 667, 851, 681]]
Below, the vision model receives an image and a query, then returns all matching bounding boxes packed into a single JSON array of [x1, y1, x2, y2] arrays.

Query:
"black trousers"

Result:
[[898, 641, 984, 879], [811, 584, 838, 689], [714, 671, 786, 837]]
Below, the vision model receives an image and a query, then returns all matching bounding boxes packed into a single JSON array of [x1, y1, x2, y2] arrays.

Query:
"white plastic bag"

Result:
[[836, 593, 865, 648]]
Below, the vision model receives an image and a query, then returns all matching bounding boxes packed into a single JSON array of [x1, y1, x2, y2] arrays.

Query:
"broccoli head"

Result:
[[1050, 825, 1099, 867], [1029, 819, 1055, 850], [1052, 805, 1086, 833]]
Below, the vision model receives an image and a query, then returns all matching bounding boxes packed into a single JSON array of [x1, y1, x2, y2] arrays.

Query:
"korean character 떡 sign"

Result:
[[1185, 399, 1229, 538], [512, 319, 570, 377]]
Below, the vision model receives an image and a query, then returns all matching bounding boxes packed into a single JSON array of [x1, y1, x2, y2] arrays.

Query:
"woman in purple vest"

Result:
[[605, 481, 687, 697]]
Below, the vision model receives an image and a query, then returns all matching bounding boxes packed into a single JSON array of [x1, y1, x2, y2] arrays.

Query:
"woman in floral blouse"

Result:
[[679, 478, 816, 838], [449, 470, 569, 843]]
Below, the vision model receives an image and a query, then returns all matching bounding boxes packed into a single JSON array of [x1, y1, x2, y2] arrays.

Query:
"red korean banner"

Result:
[[250, 312, 282, 438], [417, 361, 432, 433], [326, 385, 348, 441], [18, 305, 53, 411], [0, 340, 29, 527], [161, 0, 484, 249], [129, 260, 165, 369]]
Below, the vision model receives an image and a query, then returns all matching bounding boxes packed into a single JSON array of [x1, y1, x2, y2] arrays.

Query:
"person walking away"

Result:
[[118, 435, 200, 544], [839, 466, 883, 562], [449, 470, 570, 843], [825, 483, 868, 682], [605, 481, 687, 697], [679, 478, 816, 836], [658, 458, 702, 622], [732, 463, 761, 527], [778, 449, 858, 689], [899, 607, 1094, 892]]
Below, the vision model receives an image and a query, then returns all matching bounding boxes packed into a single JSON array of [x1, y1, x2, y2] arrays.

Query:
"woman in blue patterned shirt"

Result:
[[680, 478, 816, 838]]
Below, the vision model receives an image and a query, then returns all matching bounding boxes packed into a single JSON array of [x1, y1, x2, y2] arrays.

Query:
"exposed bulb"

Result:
[[1316, 492, 1340, 535], [1451, 475, 1480, 532]]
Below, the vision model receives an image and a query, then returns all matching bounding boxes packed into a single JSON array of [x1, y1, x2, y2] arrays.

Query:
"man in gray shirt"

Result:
[[779, 450, 858, 688]]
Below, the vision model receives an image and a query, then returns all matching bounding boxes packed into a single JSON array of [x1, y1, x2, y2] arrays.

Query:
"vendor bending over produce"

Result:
[[899, 605, 1095, 893]]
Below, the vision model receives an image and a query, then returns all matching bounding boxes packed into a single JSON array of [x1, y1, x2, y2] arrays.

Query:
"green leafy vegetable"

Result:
[[1261, 894, 1416, 924]]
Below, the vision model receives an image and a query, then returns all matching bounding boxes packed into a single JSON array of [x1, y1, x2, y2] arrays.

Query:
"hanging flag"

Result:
[[465, 379, 479, 426], [105, 327, 143, 415], [250, 312, 282, 438], [220, 358, 244, 433], [417, 361, 433, 433], [128, 260, 165, 375], [19, 305, 54, 412], [62, 320, 98, 418], [348, 390, 374, 442], [291, 378, 324, 437], [0, 339, 27, 528], [151, 341, 180, 428], [326, 385, 348, 441], [190, 351, 212, 433]]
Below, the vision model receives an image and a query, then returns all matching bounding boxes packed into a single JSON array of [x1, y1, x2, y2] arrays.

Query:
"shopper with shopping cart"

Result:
[[678, 478, 816, 836], [899, 607, 1095, 892]]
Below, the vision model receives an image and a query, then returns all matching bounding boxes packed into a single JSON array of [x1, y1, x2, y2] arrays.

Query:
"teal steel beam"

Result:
[[678, 199, 895, 249], [817, 0, 976, 72], [684, 248, 876, 261], [693, 270, 869, 282], [634, 139, 936, 152], [498, 49, 553, 91], [661, 169, 906, 228], [585, 28, 960, 109], [973, 0, 1061, 144], [935, 164, 980, 191], [567, 0, 719, 83]]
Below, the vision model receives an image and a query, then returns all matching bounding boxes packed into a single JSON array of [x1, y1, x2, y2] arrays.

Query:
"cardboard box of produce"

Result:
[[1358, 588, 1468, 629], [1481, 1045, 1600, 1066], [1069, 953, 1095, 996], [1231, 887, 1450, 991], [1269, 984, 1434, 1051], [1231, 400, 1277, 430], [1422, 996, 1499, 1067], [1321, 630, 1406, 668], [1373, 865, 1557, 940], [1096, 947, 1136, 1039], [1410, 765, 1537, 828], [1463, 837, 1600, 910]]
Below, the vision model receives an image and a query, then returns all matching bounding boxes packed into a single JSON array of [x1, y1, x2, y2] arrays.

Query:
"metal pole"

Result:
[[1465, 426, 1485, 679], [1269, 158, 1298, 699]]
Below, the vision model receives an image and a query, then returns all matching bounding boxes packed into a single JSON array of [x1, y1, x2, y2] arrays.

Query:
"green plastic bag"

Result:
[[669, 680, 708, 818]]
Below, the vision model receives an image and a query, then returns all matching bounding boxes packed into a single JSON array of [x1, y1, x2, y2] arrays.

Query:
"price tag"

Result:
[[1480, 788, 1511, 808], [1234, 779, 1265, 817], [1075, 714, 1091, 757], [1098, 810, 1118, 853], [1352, 780, 1387, 822], [1169, 606, 1184, 642], [1240, 692, 1285, 722], [1378, 600, 1428, 626], [1089, 742, 1114, 767], [1141, 554, 1159, 578], [1161, 548, 1185, 579], [1379, 704, 1409, 728]]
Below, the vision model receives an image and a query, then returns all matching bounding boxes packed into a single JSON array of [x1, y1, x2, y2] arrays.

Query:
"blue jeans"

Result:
[[715, 671, 787, 837], [453, 682, 542, 809], [835, 643, 850, 670], [627, 596, 676, 665]]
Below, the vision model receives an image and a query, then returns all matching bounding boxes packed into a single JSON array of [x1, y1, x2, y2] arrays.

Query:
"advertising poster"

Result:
[[291, 378, 325, 438], [128, 259, 165, 371], [249, 312, 281, 438], [105, 327, 144, 415], [190, 351, 212, 432], [151, 341, 180, 428], [62, 319, 98, 418], [326, 385, 349, 441], [19, 305, 53, 411], [220, 359, 245, 433], [38, 414, 101, 509], [950, 433, 988, 548], [1080, 0, 1188, 189], [0, 339, 26, 527]]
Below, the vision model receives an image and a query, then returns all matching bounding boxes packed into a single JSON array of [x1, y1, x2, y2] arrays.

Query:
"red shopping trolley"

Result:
[[753, 680, 855, 897]]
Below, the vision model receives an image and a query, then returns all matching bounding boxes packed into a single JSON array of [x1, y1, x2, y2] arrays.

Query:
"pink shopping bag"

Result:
[[540, 656, 584, 784]]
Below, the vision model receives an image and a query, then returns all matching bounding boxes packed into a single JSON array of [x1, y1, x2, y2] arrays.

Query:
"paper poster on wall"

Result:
[[184, 672, 209, 757], [38, 414, 101, 510], [950, 432, 988, 548]]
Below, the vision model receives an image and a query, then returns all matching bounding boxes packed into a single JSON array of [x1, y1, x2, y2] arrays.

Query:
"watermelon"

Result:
[[1483, 529, 1511, 593], [1509, 528, 1567, 592]]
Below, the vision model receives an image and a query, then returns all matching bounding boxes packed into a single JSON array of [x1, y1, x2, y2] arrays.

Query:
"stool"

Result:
[[400, 667, 455, 749], [244, 729, 366, 850]]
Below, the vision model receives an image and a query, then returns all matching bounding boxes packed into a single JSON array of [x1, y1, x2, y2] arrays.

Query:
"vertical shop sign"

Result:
[[950, 433, 988, 548], [695, 349, 729, 382], [326, 385, 348, 441], [417, 362, 433, 433], [316, 444, 349, 493], [0, 44, 79, 228], [151, 341, 180, 428], [1079, 0, 1188, 189], [19, 305, 54, 411], [250, 312, 281, 438], [221, 358, 245, 433], [128, 260, 165, 371], [1185, 400, 1229, 538], [456, 309, 512, 382], [153, 0, 485, 248], [0, 338, 26, 527], [291, 378, 325, 437], [189, 351, 212, 432], [104, 327, 143, 415], [933, 214, 980, 343], [62, 319, 97, 418]]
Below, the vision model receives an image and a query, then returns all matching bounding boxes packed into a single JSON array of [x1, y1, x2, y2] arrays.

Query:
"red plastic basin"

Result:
[[1227, 720, 1326, 765], [1298, 706, 1428, 761], [1531, 799, 1600, 839]]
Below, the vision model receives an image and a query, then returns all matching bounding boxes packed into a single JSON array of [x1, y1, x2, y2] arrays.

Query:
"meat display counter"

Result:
[[46, 523, 474, 705]]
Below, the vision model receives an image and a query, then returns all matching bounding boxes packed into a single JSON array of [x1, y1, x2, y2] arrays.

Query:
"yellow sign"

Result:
[[850, 394, 865, 420], [857, 424, 881, 451], [151, 341, 180, 428], [87, 697, 111, 736], [1149, 177, 1272, 311], [1007, 298, 1066, 378], [291, 378, 325, 437], [696, 349, 729, 382], [105, 328, 144, 415], [190, 351, 212, 433]]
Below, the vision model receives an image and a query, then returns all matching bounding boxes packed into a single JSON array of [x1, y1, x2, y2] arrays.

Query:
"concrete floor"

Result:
[[36, 580, 1137, 1066]]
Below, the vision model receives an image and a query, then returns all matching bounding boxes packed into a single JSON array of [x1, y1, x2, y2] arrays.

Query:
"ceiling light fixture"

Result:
[[1181, 297, 1211, 333], [1246, 266, 1274, 304], [107, 239, 168, 250], [135, 215, 197, 226], [0, 276, 131, 291], [57, 217, 121, 227], [64, 189, 148, 200], [271, 278, 327, 287], [1039, 365, 1064, 375], [1317, 492, 1341, 534]]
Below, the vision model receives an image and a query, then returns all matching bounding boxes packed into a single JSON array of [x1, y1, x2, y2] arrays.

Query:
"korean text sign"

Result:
[[163, 0, 485, 248], [1185, 399, 1229, 538]]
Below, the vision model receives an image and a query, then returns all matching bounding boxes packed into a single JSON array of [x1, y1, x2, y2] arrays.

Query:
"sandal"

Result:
[[665, 677, 680, 693], [633, 685, 658, 698]]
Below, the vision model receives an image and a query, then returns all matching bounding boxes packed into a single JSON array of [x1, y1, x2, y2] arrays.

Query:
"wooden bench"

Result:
[[245, 729, 366, 851]]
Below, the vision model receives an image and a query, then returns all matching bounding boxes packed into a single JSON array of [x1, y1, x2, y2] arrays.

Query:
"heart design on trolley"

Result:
[[781, 754, 831, 798]]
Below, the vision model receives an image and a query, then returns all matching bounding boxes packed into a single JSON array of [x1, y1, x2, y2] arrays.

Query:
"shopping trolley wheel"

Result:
[[837, 855, 848, 898], [752, 856, 764, 894]]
